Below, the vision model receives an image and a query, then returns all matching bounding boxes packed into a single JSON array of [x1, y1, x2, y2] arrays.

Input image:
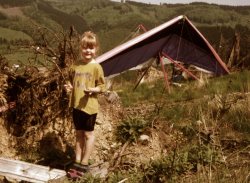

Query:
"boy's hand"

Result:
[[84, 87, 100, 95], [64, 83, 73, 93]]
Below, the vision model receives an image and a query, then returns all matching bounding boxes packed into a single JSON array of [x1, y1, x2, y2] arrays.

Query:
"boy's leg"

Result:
[[81, 130, 95, 165], [75, 130, 85, 163]]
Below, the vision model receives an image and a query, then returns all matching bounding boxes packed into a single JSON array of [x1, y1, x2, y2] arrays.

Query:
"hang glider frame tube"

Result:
[[184, 18, 229, 74], [161, 52, 200, 81], [159, 53, 171, 93]]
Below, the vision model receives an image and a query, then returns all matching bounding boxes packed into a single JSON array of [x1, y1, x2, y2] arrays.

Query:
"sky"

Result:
[[112, 0, 250, 6]]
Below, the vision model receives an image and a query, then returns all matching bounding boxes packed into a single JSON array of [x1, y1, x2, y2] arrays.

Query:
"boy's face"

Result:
[[81, 45, 96, 62]]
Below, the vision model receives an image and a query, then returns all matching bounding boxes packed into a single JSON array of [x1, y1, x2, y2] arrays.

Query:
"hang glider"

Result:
[[96, 15, 229, 78]]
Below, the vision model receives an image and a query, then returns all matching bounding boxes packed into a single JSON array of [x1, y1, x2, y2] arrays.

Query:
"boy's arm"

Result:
[[64, 82, 73, 93], [84, 87, 100, 94], [64, 66, 74, 93]]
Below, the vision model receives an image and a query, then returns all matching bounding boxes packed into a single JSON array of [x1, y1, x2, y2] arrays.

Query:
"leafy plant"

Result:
[[143, 151, 193, 182], [187, 144, 220, 168], [116, 115, 150, 143]]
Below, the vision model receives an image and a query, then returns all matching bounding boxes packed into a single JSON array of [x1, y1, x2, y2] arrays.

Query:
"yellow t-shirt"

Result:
[[69, 60, 105, 114]]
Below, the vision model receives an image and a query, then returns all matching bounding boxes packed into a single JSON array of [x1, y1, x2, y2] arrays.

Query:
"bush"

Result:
[[144, 152, 192, 182]]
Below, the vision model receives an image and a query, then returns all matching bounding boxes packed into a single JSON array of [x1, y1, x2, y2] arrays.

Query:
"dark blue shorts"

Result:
[[72, 108, 97, 131]]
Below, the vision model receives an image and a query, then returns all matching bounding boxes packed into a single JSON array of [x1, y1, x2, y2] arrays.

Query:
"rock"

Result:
[[106, 91, 120, 103], [139, 134, 150, 145]]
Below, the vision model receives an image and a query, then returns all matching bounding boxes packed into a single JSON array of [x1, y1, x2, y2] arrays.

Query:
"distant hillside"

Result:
[[0, 0, 249, 68], [36, 0, 87, 33]]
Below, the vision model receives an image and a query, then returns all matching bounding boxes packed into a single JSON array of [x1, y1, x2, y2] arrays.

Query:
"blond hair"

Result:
[[80, 31, 99, 53]]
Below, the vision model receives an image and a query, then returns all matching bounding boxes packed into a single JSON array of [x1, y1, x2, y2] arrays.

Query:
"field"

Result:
[[0, 27, 32, 41]]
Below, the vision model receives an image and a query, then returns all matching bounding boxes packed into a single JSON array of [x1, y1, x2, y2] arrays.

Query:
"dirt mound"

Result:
[[0, 118, 16, 158]]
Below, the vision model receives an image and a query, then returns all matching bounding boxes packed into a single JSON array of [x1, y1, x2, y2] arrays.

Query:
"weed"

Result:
[[116, 115, 150, 143], [106, 169, 143, 183], [143, 151, 192, 182], [187, 144, 220, 168], [143, 143, 221, 183], [68, 173, 102, 183], [225, 107, 250, 134], [162, 104, 187, 123]]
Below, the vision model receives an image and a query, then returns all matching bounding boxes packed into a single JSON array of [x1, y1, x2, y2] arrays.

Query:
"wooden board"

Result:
[[0, 157, 66, 183]]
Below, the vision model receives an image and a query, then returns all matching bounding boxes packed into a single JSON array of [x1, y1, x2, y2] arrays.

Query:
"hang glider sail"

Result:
[[96, 15, 229, 77]]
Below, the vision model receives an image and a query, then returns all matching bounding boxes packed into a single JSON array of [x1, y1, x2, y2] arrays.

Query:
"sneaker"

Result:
[[72, 162, 90, 173], [67, 168, 84, 180]]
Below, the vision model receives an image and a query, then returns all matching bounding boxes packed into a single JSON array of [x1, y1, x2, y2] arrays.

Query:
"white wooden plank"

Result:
[[0, 157, 66, 183]]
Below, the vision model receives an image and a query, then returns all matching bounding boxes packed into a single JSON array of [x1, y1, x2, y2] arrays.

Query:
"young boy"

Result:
[[64, 31, 105, 174]]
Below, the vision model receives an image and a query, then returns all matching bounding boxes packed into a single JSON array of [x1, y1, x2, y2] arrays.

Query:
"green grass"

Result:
[[3, 48, 49, 66], [113, 69, 250, 149], [116, 71, 240, 106], [0, 26, 32, 41], [225, 104, 250, 135]]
